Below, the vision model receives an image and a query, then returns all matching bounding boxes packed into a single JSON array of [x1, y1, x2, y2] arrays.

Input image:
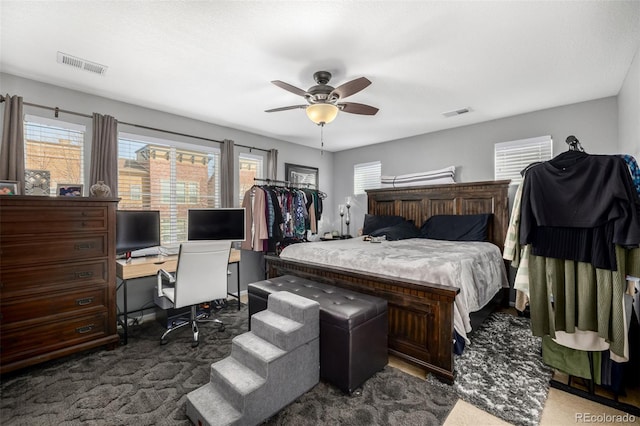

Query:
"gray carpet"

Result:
[[428, 312, 554, 426], [1, 301, 456, 426]]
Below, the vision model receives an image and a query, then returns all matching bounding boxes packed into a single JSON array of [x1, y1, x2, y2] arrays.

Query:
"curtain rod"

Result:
[[0, 94, 270, 153]]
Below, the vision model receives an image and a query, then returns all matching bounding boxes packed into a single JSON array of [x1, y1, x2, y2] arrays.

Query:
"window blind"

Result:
[[238, 152, 264, 203], [23, 116, 86, 195], [117, 133, 221, 245], [494, 135, 552, 184], [354, 161, 381, 195]]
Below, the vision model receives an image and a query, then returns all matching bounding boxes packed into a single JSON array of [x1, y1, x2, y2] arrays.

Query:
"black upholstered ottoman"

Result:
[[248, 275, 388, 394]]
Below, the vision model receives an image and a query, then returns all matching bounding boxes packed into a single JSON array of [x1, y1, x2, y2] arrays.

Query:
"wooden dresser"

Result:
[[0, 196, 120, 374]]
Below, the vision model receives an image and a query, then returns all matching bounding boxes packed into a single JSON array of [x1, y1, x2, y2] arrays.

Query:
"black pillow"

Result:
[[420, 214, 491, 242], [362, 214, 406, 235], [370, 220, 421, 241]]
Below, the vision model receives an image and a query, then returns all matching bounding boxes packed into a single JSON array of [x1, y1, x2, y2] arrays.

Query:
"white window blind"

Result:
[[118, 133, 221, 245], [238, 152, 264, 203], [23, 115, 86, 195], [354, 161, 381, 195], [494, 135, 553, 184]]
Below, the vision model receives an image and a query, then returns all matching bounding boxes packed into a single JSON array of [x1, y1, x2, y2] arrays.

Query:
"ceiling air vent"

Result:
[[57, 52, 108, 75], [442, 107, 472, 118]]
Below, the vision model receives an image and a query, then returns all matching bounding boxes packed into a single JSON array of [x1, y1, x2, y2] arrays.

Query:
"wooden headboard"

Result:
[[366, 180, 510, 252]]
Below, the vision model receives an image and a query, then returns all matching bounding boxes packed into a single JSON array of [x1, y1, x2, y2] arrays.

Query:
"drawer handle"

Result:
[[75, 242, 95, 251], [76, 297, 94, 306], [76, 324, 95, 334], [75, 271, 94, 279]]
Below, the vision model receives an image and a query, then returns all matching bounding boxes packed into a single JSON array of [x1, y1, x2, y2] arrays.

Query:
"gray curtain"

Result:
[[90, 113, 118, 197], [267, 148, 278, 180], [0, 94, 25, 192], [221, 139, 234, 207]]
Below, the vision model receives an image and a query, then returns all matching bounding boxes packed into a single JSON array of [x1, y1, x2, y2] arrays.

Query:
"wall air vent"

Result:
[[57, 52, 108, 75], [442, 107, 472, 118]]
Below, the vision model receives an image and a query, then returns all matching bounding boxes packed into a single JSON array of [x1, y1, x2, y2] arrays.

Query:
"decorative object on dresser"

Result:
[[89, 180, 112, 197], [265, 180, 510, 383], [0, 195, 120, 374], [0, 180, 19, 195], [57, 183, 84, 197], [24, 169, 50, 195]]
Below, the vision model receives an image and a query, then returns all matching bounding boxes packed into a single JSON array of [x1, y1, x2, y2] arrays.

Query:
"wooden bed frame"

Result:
[[265, 180, 510, 382]]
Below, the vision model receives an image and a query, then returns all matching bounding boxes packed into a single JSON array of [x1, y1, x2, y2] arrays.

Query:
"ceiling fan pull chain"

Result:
[[320, 123, 324, 156]]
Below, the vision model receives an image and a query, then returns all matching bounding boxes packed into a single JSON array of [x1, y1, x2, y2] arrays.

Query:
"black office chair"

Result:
[[154, 240, 232, 347]]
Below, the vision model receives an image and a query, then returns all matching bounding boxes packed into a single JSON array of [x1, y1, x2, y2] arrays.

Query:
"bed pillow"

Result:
[[362, 214, 406, 235], [369, 220, 421, 241], [420, 214, 491, 242]]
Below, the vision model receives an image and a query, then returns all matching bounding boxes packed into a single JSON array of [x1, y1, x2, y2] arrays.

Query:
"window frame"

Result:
[[117, 131, 222, 245]]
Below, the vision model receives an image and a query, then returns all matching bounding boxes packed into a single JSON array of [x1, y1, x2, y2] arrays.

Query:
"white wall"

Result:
[[618, 44, 640, 158], [332, 97, 619, 232]]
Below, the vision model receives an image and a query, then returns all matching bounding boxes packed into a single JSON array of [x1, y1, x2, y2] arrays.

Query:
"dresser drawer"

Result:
[[1, 287, 107, 323], [1, 234, 109, 267], [1, 312, 109, 364], [0, 206, 108, 236], [1, 259, 109, 296]]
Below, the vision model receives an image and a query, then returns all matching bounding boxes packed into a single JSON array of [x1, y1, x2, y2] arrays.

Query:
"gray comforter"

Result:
[[279, 237, 509, 343]]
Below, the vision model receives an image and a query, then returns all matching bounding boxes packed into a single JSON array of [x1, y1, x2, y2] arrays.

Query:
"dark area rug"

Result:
[[427, 312, 553, 426], [1, 301, 456, 426]]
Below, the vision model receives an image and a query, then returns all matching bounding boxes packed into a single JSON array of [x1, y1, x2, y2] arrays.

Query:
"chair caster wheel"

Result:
[[161, 339, 168, 345], [219, 326, 225, 332], [191, 340, 199, 348]]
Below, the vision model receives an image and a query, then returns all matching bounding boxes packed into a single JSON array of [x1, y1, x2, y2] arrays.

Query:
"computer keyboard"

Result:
[[130, 246, 161, 257], [159, 245, 180, 256]]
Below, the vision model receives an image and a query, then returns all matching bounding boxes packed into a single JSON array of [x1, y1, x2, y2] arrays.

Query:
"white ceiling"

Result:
[[1, 1, 639, 152]]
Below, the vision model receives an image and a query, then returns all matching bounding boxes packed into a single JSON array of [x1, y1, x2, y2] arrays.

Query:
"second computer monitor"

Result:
[[187, 208, 246, 242]]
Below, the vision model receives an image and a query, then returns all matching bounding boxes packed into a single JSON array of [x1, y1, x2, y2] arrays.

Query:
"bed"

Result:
[[265, 180, 511, 382]]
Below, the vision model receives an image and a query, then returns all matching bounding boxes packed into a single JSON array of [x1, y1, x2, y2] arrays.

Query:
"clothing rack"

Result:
[[253, 178, 324, 196], [541, 138, 640, 415]]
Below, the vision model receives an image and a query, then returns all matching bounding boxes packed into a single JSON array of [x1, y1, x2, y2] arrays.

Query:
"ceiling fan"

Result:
[[265, 71, 379, 126]]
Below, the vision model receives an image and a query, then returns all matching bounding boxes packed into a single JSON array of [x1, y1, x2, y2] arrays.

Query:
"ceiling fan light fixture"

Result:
[[306, 103, 339, 125]]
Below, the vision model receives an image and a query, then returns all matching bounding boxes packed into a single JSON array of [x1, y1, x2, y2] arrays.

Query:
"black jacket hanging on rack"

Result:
[[520, 153, 640, 270]]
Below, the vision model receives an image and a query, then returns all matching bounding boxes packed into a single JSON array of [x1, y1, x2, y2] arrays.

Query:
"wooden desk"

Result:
[[116, 249, 241, 344]]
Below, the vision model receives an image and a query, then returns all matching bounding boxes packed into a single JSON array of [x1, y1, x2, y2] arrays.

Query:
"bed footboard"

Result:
[[265, 255, 459, 383]]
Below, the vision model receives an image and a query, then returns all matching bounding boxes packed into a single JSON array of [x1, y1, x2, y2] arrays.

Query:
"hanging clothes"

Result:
[[504, 141, 640, 406], [241, 183, 326, 253], [520, 154, 640, 270]]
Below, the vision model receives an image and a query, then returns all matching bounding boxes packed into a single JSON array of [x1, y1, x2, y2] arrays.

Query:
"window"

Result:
[[118, 133, 221, 245], [238, 152, 263, 203], [23, 115, 86, 195], [354, 161, 381, 195], [494, 135, 553, 184]]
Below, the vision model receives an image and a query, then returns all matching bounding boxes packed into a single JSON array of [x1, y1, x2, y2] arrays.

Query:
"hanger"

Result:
[[547, 135, 588, 169], [565, 135, 586, 153]]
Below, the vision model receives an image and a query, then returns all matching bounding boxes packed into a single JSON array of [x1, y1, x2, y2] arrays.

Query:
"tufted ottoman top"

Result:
[[248, 275, 387, 330]]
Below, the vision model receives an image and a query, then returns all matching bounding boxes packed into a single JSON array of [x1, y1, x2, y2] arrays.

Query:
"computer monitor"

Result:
[[116, 210, 161, 255], [188, 208, 246, 242]]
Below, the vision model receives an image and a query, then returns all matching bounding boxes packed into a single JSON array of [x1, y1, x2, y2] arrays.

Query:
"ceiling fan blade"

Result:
[[330, 77, 371, 99], [271, 80, 308, 97], [265, 105, 308, 113], [338, 102, 379, 115]]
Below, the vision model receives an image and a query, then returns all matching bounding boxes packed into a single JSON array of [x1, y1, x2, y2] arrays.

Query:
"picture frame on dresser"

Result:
[[0, 180, 19, 195], [57, 183, 83, 197]]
